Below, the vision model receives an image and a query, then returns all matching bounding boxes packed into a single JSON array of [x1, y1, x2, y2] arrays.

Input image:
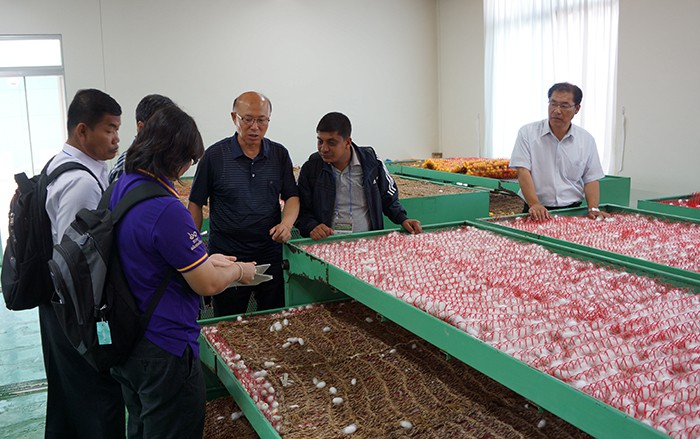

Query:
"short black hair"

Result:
[[67, 89, 121, 133], [135, 94, 175, 123], [125, 106, 204, 180], [316, 112, 352, 139], [548, 82, 583, 105]]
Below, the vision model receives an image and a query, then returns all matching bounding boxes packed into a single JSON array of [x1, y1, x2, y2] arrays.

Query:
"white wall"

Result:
[[437, 0, 484, 159], [1, 0, 438, 170], [437, 0, 700, 205], [4, 1, 698, 202], [615, 0, 700, 204]]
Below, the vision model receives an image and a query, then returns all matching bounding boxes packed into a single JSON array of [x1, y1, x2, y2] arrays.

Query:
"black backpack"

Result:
[[48, 181, 175, 372], [2, 158, 100, 310]]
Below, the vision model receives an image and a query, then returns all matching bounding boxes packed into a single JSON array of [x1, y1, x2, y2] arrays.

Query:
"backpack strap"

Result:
[[110, 249, 176, 324], [105, 181, 174, 224], [48, 161, 104, 193], [106, 181, 179, 327]]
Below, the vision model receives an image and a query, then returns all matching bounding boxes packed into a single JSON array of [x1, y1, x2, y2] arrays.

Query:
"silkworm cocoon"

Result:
[[329, 387, 337, 395], [264, 361, 275, 368], [333, 397, 344, 405], [323, 326, 331, 332], [282, 342, 291, 349], [343, 424, 357, 435], [316, 381, 327, 389], [400, 420, 413, 429], [350, 378, 357, 385], [537, 419, 546, 429], [231, 411, 243, 421]]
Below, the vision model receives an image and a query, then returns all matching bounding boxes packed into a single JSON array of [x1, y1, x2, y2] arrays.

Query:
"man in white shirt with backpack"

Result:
[[41, 88, 125, 438]]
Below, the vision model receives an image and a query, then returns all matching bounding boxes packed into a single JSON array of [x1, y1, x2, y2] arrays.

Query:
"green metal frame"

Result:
[[385, 160, 631, 206], [199, 310, 289, 439], [282, 221, 696, 438], [637, 194, 700, 221], [385, 189, 490, 227], [478, 204, 700, 287]]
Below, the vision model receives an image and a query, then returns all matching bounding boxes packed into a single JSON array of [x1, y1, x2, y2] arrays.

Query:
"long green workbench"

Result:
[[272, 219, 699, 438], [477, 204, 700, 287], [385, 160, 632, 207], [637, 194, 700, 221]]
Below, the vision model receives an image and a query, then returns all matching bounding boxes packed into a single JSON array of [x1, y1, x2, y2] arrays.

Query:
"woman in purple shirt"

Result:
[[109, 105, 256, 438]]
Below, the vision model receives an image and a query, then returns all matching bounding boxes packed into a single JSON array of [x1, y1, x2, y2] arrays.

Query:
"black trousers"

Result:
[[522, 201, 582, 214], [212, 260, 284, 317], [111, 337, 205, 439], [39, 303, 125, 439]]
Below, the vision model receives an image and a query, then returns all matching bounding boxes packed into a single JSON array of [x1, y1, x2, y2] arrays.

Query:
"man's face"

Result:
[[232, 98, 270, 148], [81, 114, 121, 161], [548, 90, 580, 131], [317, 131, 351, 168]]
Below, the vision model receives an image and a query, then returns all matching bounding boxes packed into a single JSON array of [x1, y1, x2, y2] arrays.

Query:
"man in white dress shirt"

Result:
[[41, 88, 126, 438], [510, 82, 609, 221]]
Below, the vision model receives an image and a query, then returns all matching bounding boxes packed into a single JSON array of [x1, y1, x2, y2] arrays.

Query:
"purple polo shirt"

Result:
[[111, 172, 208, 357]]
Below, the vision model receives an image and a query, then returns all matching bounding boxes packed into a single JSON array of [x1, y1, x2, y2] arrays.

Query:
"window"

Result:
[[484, 0, 619, 173], [0, 35, 66, 253]]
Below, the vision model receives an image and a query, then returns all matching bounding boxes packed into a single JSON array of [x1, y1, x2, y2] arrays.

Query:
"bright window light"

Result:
[[0, 38, 62, 68]]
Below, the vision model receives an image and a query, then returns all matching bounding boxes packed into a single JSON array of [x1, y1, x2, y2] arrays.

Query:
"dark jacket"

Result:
[[296, 144, 408, 237]]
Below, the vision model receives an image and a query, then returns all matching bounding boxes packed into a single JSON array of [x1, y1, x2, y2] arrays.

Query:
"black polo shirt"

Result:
[[189, 133, 298, 261]]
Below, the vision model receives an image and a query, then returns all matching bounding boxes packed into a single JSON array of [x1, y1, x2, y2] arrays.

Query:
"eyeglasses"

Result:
[[548, 101, 577, 110], [236, 114, 270, 126]]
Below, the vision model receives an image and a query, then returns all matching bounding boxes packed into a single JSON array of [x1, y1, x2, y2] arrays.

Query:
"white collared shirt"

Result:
[[332, 146, 371, 233], [510, 119, 605, 207], [46, 143, 109, 243]]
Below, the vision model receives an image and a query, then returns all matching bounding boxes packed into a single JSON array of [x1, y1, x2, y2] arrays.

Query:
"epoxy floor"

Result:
[[0, 304, 46, 439]]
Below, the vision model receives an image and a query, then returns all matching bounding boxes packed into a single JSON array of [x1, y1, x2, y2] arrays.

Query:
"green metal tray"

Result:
[[385, 160, 631, 206], [385, 189, 490, 227], [199, 309, 289, 439], [283, 222, 696, 438], [637, 195, 700, 221], [478, 204, 700, 287]]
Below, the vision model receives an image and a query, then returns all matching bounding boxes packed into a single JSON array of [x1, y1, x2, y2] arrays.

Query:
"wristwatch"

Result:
[[588, 207, 600, 212]]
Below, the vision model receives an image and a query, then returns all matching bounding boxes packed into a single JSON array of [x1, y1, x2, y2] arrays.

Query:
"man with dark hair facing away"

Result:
[[108, 93, 175, 183]]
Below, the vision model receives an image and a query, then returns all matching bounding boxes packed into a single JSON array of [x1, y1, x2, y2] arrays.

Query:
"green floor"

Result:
[[0, 304, 46, 438]]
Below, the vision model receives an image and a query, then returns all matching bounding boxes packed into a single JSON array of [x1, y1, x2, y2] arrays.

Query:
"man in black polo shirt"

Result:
[[188, 91, 299, 316]]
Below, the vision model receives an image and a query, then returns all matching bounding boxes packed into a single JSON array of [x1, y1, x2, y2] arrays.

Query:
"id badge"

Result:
[[333, 222, 353, 235], [96, 321, 113, 345]]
